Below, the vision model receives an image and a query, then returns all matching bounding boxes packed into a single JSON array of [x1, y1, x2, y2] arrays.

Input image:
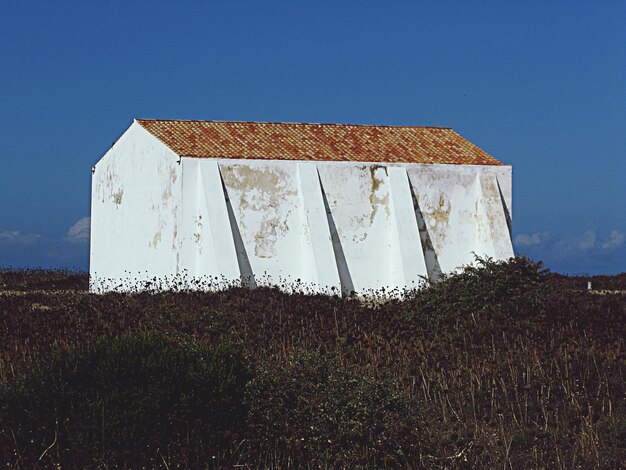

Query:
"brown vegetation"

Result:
[[0, 259, 624, 468]]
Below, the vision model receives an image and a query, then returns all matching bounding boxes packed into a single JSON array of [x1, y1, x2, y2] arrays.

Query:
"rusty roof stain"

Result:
[[136, 119, 504, 166]]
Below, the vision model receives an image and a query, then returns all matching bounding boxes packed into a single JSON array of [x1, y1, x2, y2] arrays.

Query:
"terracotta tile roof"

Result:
[[136, 119, 504, 166]]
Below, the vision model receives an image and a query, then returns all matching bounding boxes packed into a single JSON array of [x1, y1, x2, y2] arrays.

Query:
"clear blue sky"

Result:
[[1, 1, 624, 274]]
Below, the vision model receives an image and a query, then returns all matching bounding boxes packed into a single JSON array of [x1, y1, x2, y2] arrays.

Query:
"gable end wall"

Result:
[[89, 121, 183, 292]]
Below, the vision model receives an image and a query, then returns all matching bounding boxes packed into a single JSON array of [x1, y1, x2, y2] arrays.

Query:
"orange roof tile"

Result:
[[136, 119, 504, 166]]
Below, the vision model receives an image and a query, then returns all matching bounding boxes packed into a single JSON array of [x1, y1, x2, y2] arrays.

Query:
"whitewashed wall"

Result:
[[90, 123, 183, 292], [90, 123, 513, 295]]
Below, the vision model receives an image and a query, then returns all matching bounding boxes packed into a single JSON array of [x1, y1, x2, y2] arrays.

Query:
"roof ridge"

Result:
[[135, 118, 453, 130]]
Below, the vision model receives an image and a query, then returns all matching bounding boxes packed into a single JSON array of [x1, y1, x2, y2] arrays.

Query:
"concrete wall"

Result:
[[90, 124, 513, 295], [90, 122, 183, 292]]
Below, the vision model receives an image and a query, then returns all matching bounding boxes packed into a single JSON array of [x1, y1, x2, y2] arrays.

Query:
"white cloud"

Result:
[[602, 230, 625, 249], [547, 228, 621, 254], [514, 233, 544, 246], [0, 220, 89, 267], [0, 230, 20, 240], [66, 217, 90, 242], [514, 227, 626, 274], [577, 228, 596, 251], [0, 230, 41, 246], [550, 228, 596, 257]]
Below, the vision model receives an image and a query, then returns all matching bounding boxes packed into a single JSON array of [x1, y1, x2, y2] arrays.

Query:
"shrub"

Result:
[[0, 333, 249, 466], [246, 349, 429, 468], [400, 256, 549, 326]]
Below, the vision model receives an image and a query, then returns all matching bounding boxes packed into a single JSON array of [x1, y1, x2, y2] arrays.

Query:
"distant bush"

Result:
[[0, 268, 88, 291], [547, 271, 626, 291], [246, 349, 429, 468], [0, 333, 249, 466]]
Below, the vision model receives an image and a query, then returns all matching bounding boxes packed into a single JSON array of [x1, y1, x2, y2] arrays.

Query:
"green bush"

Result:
[[0, 333, 249, 466], [400, 256, 549, 325], [246, 349, 429, 468]]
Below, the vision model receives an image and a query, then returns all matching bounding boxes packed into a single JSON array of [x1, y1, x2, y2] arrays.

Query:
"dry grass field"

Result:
[[1, 259, 624, 468]]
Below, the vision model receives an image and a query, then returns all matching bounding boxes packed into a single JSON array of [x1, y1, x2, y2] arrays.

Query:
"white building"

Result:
[[90, 119, 513, 295]]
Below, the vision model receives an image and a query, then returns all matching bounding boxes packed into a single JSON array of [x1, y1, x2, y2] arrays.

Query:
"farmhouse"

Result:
[[90, 119, 513, 294]]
